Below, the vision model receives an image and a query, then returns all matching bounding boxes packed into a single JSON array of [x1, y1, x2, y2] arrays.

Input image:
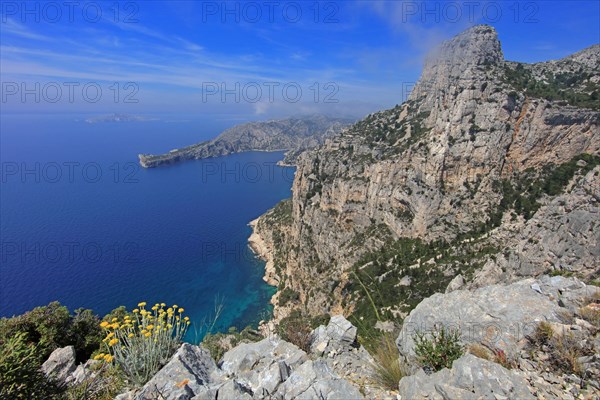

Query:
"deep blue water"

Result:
[[0, 114, 294, 342]]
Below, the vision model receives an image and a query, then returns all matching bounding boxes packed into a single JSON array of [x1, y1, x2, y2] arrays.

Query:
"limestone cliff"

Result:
[[252, 25, 599, 323]]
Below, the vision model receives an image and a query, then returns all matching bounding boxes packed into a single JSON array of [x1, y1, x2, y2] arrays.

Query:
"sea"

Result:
[[0, 113, 294, 342]]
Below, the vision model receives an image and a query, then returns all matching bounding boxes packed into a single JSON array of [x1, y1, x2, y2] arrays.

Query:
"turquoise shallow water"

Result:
[[0, 114, 293, 342]]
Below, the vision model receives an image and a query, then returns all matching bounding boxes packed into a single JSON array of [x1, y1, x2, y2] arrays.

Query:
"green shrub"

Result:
[[278, 288, 300, 306], [413, 326, 464, 372], [68, 308, 104, 362], [277, 311, 313, 352], [0, 301, 102, 363], [202, 326, 263, 362], [0, 332, 62, 399], [64, 362, 124, 400]]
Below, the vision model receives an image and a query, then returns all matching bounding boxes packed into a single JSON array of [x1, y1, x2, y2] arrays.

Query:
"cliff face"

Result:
[[253, 25, 600, 322], [138, 115, 353, 168]]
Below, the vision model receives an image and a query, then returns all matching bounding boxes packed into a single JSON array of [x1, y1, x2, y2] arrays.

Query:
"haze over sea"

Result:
[[0, 113, 293, 341]]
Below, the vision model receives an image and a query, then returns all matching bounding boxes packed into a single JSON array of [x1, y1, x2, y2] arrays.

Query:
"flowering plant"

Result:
[[95, 302, 190, 386]]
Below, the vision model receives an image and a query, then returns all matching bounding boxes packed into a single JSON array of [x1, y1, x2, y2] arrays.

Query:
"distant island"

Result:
[[138, 115, 354, 168], [85, 113, 157, 124]]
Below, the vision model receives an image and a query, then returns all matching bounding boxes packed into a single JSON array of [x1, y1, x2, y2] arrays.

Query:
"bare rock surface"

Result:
[[41, 346, 77, 385], [398, 354, 534, 400]]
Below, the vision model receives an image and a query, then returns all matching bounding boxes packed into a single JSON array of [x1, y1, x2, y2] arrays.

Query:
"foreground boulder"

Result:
[[219, 337, 308, 396], [397, 276, 599, 362], [398, 354, 534, 399], [128, 328, 366, 400], [311, 315, 392, 399], [41, 346, 77, 385], [136, 343, 221, 400], [275, 359, 364, 400]]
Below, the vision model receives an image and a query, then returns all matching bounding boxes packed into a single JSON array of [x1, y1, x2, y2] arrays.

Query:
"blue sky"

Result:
[[1, 0, 598, 119]]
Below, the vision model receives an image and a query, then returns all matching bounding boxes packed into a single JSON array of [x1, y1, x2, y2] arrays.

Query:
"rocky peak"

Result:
[[425, 24, 502, 70], [411, 24, 502, 104]]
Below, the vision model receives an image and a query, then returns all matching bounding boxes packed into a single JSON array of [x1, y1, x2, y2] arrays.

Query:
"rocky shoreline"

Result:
[[248, 218, 279, 288]]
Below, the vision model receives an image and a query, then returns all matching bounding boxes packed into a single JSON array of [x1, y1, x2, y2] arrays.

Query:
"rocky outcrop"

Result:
[[135, 344, 220, 400], [399, 353, 533, 400], [219, 337, 308, 395], [396, 276, 598, 362], [310, 315, 393, 400], [118, 316, 373, 400], [274, 359, 364, 400], [138, 115, 353, 168], [397, 276, 600, 399], [41, 346, 77, 385]]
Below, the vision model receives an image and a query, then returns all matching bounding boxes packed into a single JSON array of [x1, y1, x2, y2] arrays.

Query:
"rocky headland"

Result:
[[138, 115, 353, 168]]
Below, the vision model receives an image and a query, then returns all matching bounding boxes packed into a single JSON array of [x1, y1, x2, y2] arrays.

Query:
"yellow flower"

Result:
[[160, 303, 166, 307], [133, 309, 139, 313], [128, 333, 134, 338], [108, 338, 119, 346], [111, 318, 118, 322], [111, 323, 120, 329], [100, 321, 109, 328], [94, 353, 105, 360], [105, 332, 115, 339], [152, 305, 158, 311], [186, 321, 190, 325], [178, 308, 184, 313], [103, 354, 114, 363], [144, 332, 152, 338], [141, 329, 148, 335], [138, 302, 147, 307], [146, 324, 154, 330], [184, 317, 190, 321]]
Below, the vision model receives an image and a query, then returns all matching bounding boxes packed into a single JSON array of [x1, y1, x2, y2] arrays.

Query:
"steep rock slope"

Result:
[[251, 25, 599, 323]]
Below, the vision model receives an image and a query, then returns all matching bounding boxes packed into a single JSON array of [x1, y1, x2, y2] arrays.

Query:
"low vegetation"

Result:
[[276, 310, 330, 353], [0, 301, 208, 398], [370, 334, 406, 390], [0, 332, 62, 399], [502, 63, 599, 110], [489, 153, 600, 225], [0, 302, 103, 363], [202, 326, 263, 362], [413, 326, 464, 372], [64, 363, 124, 400], [345, 236, 498, 332], [529, 319, 595, 379]]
